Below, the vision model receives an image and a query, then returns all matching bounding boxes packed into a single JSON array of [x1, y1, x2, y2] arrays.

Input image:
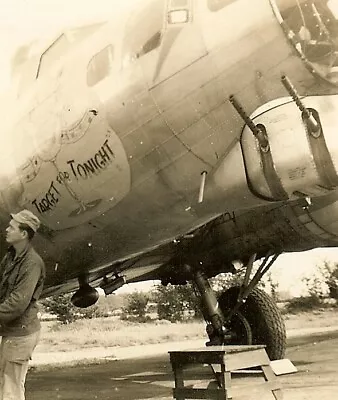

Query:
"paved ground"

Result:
[[25, 329, 338, 400]]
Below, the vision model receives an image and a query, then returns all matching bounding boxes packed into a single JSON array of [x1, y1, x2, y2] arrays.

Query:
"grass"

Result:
[[38, 318, 205, 352], [37, 308, 338, 353], [283, 307, 338, 330]]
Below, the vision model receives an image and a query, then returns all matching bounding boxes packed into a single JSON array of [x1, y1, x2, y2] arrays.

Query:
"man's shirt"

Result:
[[0, 243, 45, 336]]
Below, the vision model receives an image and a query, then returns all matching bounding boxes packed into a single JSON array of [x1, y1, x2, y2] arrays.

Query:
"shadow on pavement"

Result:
[[26, 331, 338, 400], [27, 356, 174, 400]]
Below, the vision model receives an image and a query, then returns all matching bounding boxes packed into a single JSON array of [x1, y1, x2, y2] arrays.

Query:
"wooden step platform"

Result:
[[169, 345, 282, 400]]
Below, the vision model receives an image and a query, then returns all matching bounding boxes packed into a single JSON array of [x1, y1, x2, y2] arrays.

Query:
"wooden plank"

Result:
[[169, 346, 267, 367], [261, 365, 283, 398], [224, 371, 232, 399], [170, 346, 282, 400], [270, 359, 297, 376], [173, 366, 185, 389], [173, 388, 226, 399], [169, 345, 265, 357], [272, 389, 283, 400], [213, 365, 231, 398], [261, 365, 278, 383], [225, 349, 270, 371], [232, 386, 281, 400], [171, 352, 226, 366]]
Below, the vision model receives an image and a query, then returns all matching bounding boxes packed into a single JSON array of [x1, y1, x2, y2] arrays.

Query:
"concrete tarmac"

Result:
[[26, 330, 338, 400]]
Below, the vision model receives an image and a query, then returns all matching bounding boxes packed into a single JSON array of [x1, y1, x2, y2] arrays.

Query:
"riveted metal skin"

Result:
[[3, 0, 338, 296]]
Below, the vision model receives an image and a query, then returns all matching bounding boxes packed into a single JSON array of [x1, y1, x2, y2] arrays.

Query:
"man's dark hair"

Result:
[[19, 223, 35, 241]]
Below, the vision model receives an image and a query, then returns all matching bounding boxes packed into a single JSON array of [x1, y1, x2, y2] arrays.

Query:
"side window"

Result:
[[139, 31, 162, 57], [122, 0, 165, 64], [167, 0, 191, 25], [207, 0, 237, 12], [87, 45, 114, 87]]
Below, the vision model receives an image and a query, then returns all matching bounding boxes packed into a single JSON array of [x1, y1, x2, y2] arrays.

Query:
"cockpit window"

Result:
[[122, 0, 165, 66], [87, 45, 114, 87], [207, 0, 238, 12], [36, 34, 69, 78], [271, 0, 338, 85], [36, 23, 104, 80]]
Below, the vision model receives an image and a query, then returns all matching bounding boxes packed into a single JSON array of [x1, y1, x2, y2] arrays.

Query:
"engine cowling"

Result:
[[242, 95, 338, 201]]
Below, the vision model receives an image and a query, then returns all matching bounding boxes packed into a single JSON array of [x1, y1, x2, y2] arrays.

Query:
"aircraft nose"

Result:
[[271, 0, 338, 86], [241, 93, 338, 201]]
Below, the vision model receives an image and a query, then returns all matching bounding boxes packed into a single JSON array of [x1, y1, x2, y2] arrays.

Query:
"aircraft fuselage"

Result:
[[2, 0, 338, 294]]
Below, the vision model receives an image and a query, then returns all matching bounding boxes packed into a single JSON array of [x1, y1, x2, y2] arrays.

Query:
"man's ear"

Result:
[[21, 230, 28, 239]]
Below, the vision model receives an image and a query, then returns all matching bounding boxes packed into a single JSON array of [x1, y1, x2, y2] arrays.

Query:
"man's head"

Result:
[[6, 210, 41, 245]]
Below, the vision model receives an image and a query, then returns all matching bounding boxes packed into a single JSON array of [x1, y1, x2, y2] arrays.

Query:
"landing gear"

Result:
[[189, 252, 286, 360], [219, 287, 286, 360], [220, 308, 252, 347]]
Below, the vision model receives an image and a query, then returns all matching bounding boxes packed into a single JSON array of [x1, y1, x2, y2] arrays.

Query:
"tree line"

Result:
[[41, 262, 338, 324]]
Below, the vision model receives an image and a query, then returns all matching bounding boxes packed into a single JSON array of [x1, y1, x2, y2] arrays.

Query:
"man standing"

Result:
[[0, 210, 45, 400]]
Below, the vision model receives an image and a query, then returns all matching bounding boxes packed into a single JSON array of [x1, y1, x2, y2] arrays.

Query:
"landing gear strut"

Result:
[[188, 252, 286, 360], [185, 265, 227, 345]]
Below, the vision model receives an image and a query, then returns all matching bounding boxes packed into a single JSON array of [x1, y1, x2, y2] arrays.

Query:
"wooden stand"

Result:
[[169, 345, 283, 400]]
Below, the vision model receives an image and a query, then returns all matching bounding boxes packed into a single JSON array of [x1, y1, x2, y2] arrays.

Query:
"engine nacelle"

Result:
[[242, 95, 338, 201]]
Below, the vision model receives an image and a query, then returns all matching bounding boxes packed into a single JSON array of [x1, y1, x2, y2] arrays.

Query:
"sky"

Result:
[[117, 248, 338, 297], [2, 0, 338, 297]]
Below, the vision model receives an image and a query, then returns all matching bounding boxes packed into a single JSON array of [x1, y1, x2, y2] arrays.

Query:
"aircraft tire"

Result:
[[218, 286, 286, 360]]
